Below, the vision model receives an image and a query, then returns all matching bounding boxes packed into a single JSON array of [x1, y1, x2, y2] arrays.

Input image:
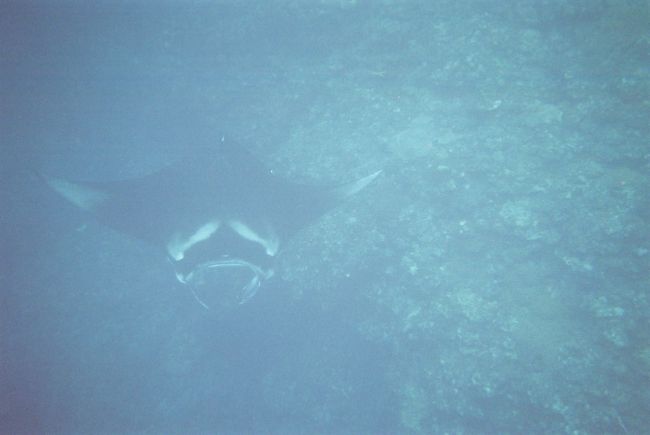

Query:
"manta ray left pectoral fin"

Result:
[[42, 175, 110, 211], [333, 169, 383, 199]]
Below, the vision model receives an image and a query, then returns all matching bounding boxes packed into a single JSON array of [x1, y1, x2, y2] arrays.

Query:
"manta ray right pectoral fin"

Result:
[[43, 175, 110, 211]]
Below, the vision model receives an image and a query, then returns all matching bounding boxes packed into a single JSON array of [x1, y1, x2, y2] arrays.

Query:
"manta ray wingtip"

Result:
[[338, 169, 382, 198], [41, 173, 109, 211]]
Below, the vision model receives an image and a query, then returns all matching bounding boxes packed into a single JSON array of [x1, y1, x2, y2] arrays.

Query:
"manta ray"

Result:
[[42, 139, 380, 307]]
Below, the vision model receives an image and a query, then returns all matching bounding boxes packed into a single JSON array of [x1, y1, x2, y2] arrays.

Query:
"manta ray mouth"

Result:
[[167, 219, 278, 308], [175, 258, 274, 309]]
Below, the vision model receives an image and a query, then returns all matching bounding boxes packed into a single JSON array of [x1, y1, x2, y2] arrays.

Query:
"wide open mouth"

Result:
[[175, 258, 274, 309]]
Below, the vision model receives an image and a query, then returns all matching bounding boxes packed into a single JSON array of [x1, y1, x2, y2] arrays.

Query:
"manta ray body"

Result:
[[43, 139, 380, 306]]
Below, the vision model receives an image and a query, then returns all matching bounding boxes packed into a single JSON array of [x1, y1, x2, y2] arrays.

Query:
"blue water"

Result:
[[2, 1, 649, 433]]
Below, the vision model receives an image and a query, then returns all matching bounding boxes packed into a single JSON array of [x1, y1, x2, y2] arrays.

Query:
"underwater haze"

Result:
[[2, 0, 650, 433]]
